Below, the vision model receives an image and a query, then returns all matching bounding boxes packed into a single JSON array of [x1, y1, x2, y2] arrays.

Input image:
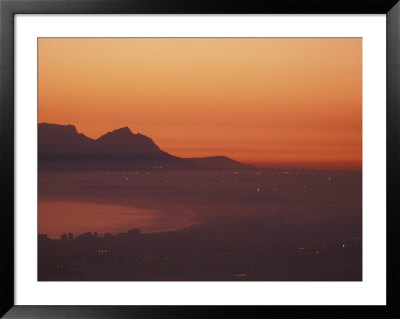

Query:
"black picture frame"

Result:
[[1, 0, 399, 318]]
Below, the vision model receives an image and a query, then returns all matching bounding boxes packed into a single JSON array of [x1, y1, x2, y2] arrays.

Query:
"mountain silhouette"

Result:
[[94, 126, 180, 164], [38, 123, 251, 169]]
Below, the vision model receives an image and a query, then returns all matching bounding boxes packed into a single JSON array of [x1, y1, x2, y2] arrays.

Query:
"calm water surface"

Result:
[[39, 200, 194, 238]]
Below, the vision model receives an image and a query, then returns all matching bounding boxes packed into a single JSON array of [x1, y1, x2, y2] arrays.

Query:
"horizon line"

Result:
[[38, 122, 362, 170]]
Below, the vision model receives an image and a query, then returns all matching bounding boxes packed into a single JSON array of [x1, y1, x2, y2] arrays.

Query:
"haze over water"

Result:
[[39, 168, 361, 239]]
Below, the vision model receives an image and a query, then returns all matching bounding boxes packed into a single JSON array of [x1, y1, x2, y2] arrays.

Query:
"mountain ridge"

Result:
[[38, 123, 252, 169]]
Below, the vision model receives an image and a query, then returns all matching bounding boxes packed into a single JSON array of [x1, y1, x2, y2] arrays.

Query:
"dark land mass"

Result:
[[38, 222, 361, 281], [38, 168, 362, 281], [38, 123, 251, 169]]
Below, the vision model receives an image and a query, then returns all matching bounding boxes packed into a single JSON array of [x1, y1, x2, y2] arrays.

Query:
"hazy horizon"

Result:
[[37, 121, 362, 169], [38, 38, 361, 168]]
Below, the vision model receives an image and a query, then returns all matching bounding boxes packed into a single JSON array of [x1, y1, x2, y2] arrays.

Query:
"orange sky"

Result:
[[38, 38, 362, 168]]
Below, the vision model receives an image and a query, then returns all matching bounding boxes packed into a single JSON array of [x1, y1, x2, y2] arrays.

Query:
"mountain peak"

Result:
[[107, 126, 133, 136], [96, 126, 137, 142], [39, 123, 78, 135], [96, 126, 162, 154]]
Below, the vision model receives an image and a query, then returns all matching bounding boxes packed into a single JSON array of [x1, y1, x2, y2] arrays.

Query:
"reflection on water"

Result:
[[38, 168, 362, 281], [39, 200, 193, 239], [38, 168, 362, 239]]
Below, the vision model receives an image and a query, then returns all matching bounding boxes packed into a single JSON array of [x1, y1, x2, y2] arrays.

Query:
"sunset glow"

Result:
[[38, 38, 362, 168]]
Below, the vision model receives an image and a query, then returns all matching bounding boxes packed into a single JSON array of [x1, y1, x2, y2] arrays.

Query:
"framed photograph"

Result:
[[1, 0, 399, 318]]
